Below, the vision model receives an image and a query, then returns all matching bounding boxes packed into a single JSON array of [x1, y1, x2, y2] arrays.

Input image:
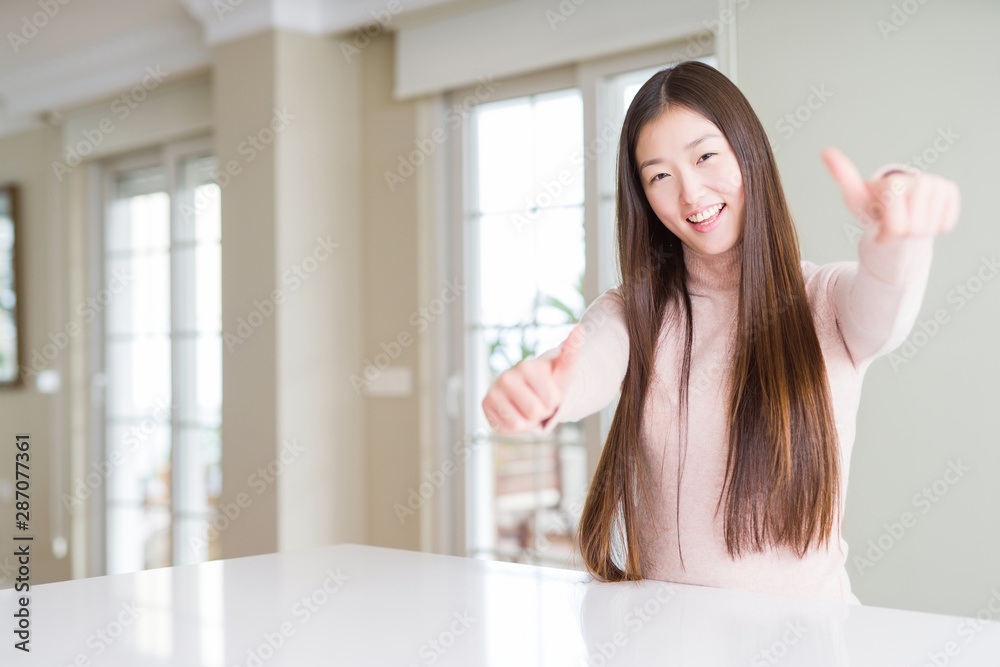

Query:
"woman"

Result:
[[480, 60, 960, 604]]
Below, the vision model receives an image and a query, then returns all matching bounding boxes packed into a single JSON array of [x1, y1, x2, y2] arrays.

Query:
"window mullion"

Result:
[[167, 145, 183, 568]]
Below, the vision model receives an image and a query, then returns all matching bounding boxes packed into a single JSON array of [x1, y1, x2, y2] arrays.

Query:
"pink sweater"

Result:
[[535, 173, 934, 604]]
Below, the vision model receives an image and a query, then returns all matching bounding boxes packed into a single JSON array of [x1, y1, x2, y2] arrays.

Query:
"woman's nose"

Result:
[[677, 172, 707, 207]]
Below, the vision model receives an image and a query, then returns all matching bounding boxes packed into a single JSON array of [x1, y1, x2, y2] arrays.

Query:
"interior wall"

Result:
[[273, 28, 366, 552], [213, 30, 281, 559], [393, 0, 717, 98], [358, 32, 423, 552], [0, 124, 70, 586], [214, 27, 371, 559], [736, 0, 999, 615]]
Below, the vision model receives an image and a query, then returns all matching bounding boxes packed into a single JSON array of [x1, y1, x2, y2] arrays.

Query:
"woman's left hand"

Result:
[[821, 146, 961, 244]]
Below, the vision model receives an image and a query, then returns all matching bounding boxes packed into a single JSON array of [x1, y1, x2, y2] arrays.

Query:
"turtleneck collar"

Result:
[[681, 237, 743, 293]]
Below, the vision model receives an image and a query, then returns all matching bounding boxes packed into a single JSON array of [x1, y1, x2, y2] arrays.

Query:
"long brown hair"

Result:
[[575, 60, 841, 581]]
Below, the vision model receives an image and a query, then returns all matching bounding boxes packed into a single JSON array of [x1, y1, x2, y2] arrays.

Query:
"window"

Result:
[[457, 48, 717, 568], [467, 88, 589, 566], [100, 138, 222, 575]]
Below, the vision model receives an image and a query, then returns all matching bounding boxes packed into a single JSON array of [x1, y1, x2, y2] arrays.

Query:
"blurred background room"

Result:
[[0, 0, 996, 620]]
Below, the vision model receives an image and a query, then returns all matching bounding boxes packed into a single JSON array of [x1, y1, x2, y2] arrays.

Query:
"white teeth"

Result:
[[687, 203, 723, 223]]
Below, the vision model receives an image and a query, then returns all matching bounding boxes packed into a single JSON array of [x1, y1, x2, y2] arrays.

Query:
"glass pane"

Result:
[[106, 422, 172, 507], [106, 252, 170, 336], [0, 308, 15, 381], [491, 440, 588, 567], [196, 334, 222, 422], [535, 444, 587, 568], [477, 207, 585, 327], [106, 336, 171, 419], [177, 155, 221, 244], [599, 195, 622, 291], [0, 214, 12, 280], [104, 153, 224, 575], [536, 208, 585, 323], [533, 90, 584, 208], [107, 504, 172, 575], [173, 244, 221, 333], [196, 243, 221, 330], [193, 183, 221, 243], [469, 437, 496, 557], [469, 86, 590, 570], [175, 335, 221, 426], [0, 210, 13, 380], [176, 427, 222, 515], [475, 98, 534, 213], [106, 191, 170, 254], [107, 504, 143, 575]]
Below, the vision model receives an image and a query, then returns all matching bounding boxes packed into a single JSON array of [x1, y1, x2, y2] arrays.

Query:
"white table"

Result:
[[2, 543, 999, 665]]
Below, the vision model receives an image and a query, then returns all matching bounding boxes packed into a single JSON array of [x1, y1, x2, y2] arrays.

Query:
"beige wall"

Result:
[[273, 29, 366, 552], [213, 30, 282, 559], [0, 125, 71, 586], [358, 33, 423, 551], [213, 28, 372, 559], [737, 0, 1000, 616]]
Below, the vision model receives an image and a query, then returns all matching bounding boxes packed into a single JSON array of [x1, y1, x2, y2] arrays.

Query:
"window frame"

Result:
[[442, 38, 718, 562], [90, 134, 218, 575]]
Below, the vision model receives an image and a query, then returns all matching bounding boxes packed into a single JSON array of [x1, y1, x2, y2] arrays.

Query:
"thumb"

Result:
[[551, 323, 586, 388], [821, 147, 874, 221]]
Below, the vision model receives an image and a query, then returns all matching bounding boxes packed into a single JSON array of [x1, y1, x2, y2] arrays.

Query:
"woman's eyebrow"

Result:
[[639, 133, 721, 171], [685, 132, 720, 150]]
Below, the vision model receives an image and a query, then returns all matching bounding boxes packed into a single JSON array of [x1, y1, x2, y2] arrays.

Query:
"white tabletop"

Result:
[[2, 542, 999, 665]]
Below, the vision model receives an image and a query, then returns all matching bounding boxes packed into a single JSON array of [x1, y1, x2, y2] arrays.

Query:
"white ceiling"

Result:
[[0, 0, 476, 138]]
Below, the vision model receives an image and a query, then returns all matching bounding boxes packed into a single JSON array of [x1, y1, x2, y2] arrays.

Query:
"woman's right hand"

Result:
[[482, 323, 586, 435]]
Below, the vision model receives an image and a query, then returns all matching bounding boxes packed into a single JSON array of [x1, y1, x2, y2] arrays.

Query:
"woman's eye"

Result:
[[649, 154, 716, 183]]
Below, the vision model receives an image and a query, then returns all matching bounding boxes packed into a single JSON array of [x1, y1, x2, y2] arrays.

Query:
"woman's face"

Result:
[[635, 106, 745, 255]]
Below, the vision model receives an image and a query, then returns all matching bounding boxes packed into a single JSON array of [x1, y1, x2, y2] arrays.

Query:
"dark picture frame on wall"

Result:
[[0, 184, 22, 387]]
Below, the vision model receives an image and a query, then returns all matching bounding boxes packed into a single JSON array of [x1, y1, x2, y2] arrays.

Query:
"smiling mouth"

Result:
[[687, 203, 725, 226]]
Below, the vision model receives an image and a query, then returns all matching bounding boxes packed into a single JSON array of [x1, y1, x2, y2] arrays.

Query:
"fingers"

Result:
[[824, 150, 960, 244], [917, 174, 941, 236], [483, 381, 531, 434], [926, 178, 960, 236], [484, 399, 528, 435], [873, 173, 960, 243], [875, 172, 919, 243], [519, 359, 561, 415], [927, 177, 960, 236], [482, 321, 588, 434], [483, 364, 558, 434], [927, 195, 948, 239], [821, 147, 871, 219]]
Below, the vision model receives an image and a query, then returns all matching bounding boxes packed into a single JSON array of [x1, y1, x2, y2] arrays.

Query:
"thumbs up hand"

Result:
[[821, 147, 960, 244], [482, 323, 586, 435]]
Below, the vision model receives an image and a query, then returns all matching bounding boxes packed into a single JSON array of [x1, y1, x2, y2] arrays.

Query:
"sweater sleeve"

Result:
[[534, 286, 630, 434], [830, 163, 935, 369]]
